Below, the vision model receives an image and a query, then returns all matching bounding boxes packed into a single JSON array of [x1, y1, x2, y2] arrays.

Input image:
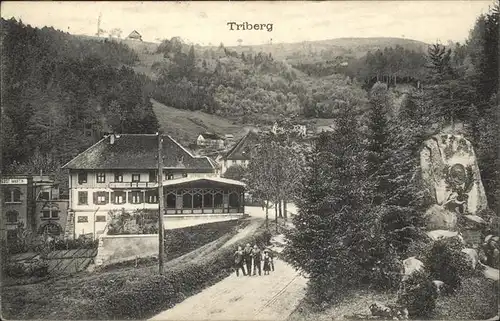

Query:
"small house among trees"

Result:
[[126, 30, 142, 41], [196, 133, 225, 149]]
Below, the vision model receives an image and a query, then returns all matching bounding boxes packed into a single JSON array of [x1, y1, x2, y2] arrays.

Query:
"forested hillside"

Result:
[[1, 18, 159, 180], [149, 37, 369, 123]]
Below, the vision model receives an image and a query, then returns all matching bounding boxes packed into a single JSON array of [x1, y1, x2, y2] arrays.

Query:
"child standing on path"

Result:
[[252, 244, 262, 276], [263, 252, 271, 275], [243, 243, 253, 276], [234, 246, 246, 276], [264, 248, 274, 272]]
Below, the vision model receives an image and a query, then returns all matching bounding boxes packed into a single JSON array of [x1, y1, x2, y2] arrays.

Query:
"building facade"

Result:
[[1, 175, 68, 242], [62, 134, 245, 239], [1, 176, 34, 241], [218, 131, 259, 175], [196, 133, 225, 149], [33, 176, 69, 238]]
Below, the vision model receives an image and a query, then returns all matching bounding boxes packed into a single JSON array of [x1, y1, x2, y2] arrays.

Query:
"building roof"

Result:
[[62, 134, 214, 170], [162, 177, 246, 187], [224, 131, 259, 161], [127, 30, 142, 39], [199, 132, 223, 140]]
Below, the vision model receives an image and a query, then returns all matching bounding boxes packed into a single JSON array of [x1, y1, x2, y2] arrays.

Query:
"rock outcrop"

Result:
[[420, 134, 488, 215]]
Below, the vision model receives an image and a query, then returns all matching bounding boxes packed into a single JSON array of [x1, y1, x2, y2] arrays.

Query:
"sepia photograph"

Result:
[[0, 1, 498, 320]]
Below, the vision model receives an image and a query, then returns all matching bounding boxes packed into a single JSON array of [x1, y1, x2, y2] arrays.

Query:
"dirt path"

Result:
[[150, 258, 307, 321]]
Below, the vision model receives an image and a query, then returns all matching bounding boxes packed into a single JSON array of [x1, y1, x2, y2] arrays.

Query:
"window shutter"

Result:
[[111, 192, 115, 204], [93, 192, 97, 205]]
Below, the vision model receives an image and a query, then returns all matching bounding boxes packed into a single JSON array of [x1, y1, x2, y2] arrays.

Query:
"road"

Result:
[[150, 259, 307, 320]]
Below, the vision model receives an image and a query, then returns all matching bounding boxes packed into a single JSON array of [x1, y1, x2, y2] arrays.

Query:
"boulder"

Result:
[[482, 265, 500, 281], [461, 248, 479, 269], [420, 134, 488, 215], [432, 280, 445, 295], [402, 257, 424, 279], [424, 204, 458, 230], [464, 215, 487, 226], [426, 230, 465, 243]]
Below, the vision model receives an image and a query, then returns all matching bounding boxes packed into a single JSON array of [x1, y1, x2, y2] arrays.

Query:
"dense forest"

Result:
[[150, 37, 369, 121], [1, 18, 159, 184]]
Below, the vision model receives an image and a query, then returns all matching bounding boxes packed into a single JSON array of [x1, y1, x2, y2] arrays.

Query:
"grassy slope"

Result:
[[151, 98, 252, 146]]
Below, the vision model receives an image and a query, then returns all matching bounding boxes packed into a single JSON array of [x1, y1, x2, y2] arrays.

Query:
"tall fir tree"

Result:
[[366, 82, 392, 206], [285, 102, 375, 300]]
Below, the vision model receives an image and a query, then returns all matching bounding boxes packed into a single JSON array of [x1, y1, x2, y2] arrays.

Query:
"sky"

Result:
[[1, 1, 494, 46]]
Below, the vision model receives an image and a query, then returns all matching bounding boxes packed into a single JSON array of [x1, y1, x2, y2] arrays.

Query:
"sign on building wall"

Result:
[[1, 178, 28, 185]]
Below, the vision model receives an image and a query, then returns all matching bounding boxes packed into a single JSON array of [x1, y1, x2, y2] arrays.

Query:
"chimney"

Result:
[[110, 134, 115, 145]]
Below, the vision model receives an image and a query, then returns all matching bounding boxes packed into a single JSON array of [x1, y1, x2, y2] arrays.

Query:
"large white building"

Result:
[[62, 134, 245, 239]]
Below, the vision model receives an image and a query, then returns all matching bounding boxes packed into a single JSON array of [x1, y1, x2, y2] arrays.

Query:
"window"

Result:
[[96, 172, 106, 183], [77, 216, 88, 223], [6, 210, 18, 224], [95, 215, 107, 222], [78, 191, 88, 205], [132, 174, 140, 182], [166, 194, 176, 208], [78, 172, 87, 184], [114, 173, 123, 182], [204, 194, 213, 207], [42, 210, 59, 219], [146, 190, 158, 203], [214, 193, 223, 208], [5, 188, 21, 203], [112, 191, 126, 204], [166, 172, 174, 180], [40, 191, 50, 200], [183, 194, 192, 208], [149, 171, 157, 182], [229, 192, 240, 208], [130, 191, 142, 204], [95, 191, 108, 205], [193, 193, 202, 208]]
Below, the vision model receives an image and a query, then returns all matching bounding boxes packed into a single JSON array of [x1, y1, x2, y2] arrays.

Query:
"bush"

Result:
[[435, 277, 499, 320], [163, 220, 242, 260], [421, 237, 475, 294], [52, 238, 98, 250], [4, 258, 49, 278], [92, 226, 270, 319], [396, 269, 437, 318]]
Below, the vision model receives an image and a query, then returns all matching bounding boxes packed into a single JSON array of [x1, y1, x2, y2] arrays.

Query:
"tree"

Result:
[[222, 164, 246, 181], [366, 82, 392, 206], [109, 28, 122, 38], [285, 101, 375, 301], [187, 45, 196, 76]]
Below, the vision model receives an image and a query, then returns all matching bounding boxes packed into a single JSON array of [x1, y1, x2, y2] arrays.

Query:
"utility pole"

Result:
[[157, 132, 165, 274]]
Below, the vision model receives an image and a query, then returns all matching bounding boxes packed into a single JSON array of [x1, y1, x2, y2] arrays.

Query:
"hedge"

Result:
[[80, 226, 271, 319]]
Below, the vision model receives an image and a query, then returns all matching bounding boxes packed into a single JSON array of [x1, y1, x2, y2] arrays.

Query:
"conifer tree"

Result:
[[285, 102, 369, 300], [366, 82, 392, 206]]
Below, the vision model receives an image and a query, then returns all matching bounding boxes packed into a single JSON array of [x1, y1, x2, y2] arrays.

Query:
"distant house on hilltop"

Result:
[[126, 30, 142, 41], [197, 133, 224, 149]]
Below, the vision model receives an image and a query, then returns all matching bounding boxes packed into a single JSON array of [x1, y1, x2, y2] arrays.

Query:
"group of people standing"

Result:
[[234, 243, 274, 276]]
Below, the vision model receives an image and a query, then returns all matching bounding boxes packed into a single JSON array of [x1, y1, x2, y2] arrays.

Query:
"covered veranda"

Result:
[[162, 177, 246, 229]]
